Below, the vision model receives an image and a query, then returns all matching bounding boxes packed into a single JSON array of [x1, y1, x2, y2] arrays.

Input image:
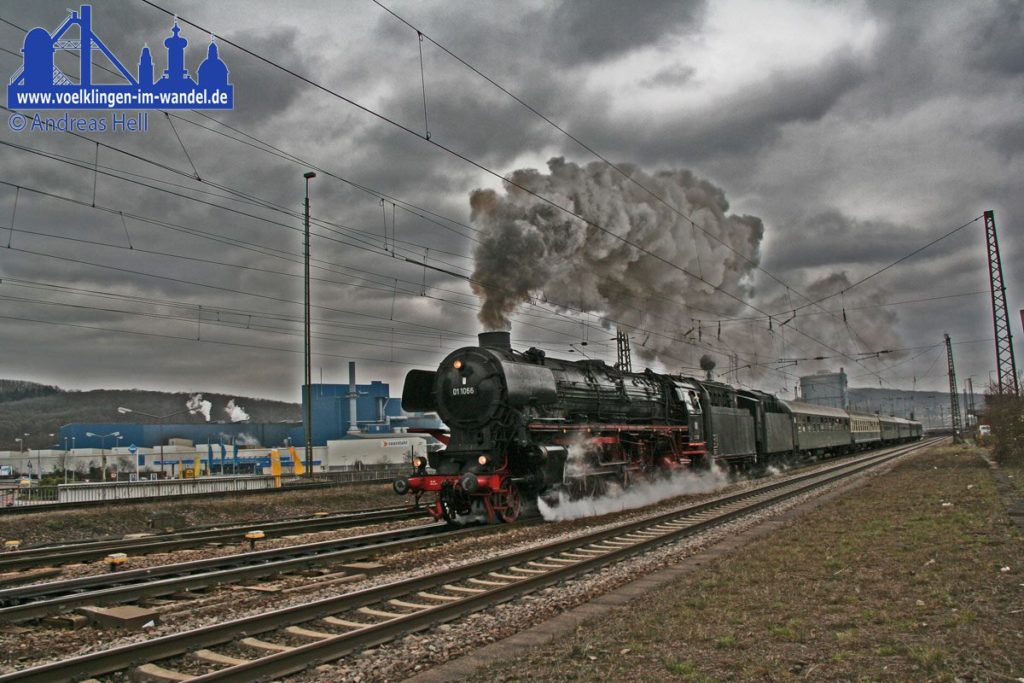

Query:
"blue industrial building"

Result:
[[60, 373, 442, 449], [304, 380, 402, 442], [58, 421, 300, 451]]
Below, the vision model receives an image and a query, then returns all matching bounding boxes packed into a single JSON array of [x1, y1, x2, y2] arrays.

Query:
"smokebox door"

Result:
[[402, 369, 437, 412]]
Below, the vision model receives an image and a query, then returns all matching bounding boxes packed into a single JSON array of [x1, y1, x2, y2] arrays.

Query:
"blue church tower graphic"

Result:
[[8, 5, 233, 110]]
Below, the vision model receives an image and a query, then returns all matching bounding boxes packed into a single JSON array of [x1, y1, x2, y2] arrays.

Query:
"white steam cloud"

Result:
[[538, 436, 733, 521], [538, 466, 733, 522], [234, 432, 259, 447], [218, 431, 260, 446], [225, 399, 250, 423], [186, 393, 212, 422]]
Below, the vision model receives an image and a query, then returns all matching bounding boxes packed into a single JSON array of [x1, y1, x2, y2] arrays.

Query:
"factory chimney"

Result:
[[347, 362, 360, 435]]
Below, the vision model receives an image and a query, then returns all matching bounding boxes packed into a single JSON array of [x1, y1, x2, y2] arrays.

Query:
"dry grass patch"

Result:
[[474, 444, 1024, 682]]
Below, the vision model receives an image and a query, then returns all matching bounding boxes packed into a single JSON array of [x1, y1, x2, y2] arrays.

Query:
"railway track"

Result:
[[0, 521, 487, 624], [1, 438, 937, 683], [0, 505, 422, 574]]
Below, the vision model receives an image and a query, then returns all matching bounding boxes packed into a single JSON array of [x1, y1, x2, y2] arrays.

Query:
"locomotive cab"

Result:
[[670, 379, 704, 440]]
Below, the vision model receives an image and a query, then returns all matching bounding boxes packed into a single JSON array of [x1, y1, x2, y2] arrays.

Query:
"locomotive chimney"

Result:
[[479, 330, 511, 349]]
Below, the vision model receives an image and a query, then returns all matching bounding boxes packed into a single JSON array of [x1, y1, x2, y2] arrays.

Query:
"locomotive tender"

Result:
[[394, 331, 922, 524]]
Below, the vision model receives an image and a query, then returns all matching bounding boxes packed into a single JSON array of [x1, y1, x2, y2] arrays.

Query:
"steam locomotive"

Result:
[[394, 331, 922, 524]]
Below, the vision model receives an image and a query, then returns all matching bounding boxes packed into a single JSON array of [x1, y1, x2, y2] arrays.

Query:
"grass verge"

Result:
[[473, 444, 1024, 682], [0, 483, 397, 546]]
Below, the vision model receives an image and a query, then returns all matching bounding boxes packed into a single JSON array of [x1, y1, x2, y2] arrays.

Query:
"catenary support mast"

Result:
[[983, 210, 1019, 396], [945, 333, 963, 442], [615, 328, 632, 373]]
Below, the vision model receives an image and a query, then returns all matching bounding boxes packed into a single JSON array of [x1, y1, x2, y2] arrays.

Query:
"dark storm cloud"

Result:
[[0, 0, 1020, 401], [211, 26, 311, 126], [761, 211, 966, 272], [569, 49, 867, 165], [640, 64, 696, 88], [548, 0, 706, 64], [967, 0, 1024, 75]]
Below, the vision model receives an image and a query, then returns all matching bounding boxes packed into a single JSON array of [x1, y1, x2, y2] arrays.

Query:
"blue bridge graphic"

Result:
[[8, 4, 232, 110]]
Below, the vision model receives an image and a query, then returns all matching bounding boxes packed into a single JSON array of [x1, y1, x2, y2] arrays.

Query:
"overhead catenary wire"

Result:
[[0, 164, 797, 377], [0, 10, 954, 387], [0, 27, 483, 249], [0, 30, 877, 372], [134, 1, 896, 386], [0, 292, 453, 354], [366, 0, 920, 362]]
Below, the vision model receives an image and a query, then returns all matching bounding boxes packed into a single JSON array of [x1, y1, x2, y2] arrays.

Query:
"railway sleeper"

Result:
[[285, 625, 335, 640], [192, 649, 251, 666], [416, 590, 461, 602], [526, 561, 566, 570], [467, 577, 511, 587], [388, 598, 436, 610], [135, 662, 194, 682], [358, 606, 404, 619], [322, 615, 371, 630], [443, 583, 486, 594], [586, 543, 620, 551], [239, 636, 294, 652]]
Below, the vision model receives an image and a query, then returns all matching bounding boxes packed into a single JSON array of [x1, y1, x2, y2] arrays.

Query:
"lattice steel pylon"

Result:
[[615, 328, 632, 373], [984, 211, 1020, 396], [945, 333, 963, 442]]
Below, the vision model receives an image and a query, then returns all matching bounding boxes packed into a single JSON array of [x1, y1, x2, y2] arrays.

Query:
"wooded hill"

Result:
[[0, 380, 300, 450]]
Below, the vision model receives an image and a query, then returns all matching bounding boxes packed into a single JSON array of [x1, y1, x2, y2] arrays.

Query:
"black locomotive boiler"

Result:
[[393, 331, 921, 524]]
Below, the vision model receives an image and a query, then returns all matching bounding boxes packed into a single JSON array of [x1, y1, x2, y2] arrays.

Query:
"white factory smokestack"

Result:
[[347, 361, 360, 435]]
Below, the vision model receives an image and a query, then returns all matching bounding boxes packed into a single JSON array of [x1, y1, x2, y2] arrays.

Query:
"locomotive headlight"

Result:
[[477, 455, 489, 466], [412, 456, 424, 469], [453, 359, 463, 370]]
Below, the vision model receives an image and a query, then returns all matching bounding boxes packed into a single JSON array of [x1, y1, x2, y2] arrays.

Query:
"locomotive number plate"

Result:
[[451, 386, 476, 396]]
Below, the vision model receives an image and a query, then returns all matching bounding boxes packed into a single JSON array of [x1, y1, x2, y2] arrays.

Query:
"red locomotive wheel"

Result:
[[493, 478, 521, 523]]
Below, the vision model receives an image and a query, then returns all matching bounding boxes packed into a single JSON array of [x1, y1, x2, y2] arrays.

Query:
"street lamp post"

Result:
[[41, 433, 53, 480], [303, 170, 316, 478], [18, 433, 29, 479], [117, 406, 190, 479], [85, 431, 121, 482], [115, 435, 124, 479]]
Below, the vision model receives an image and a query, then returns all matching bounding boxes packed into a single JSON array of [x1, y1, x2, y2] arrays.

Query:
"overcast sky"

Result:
[[0, 0, 1020, 407]]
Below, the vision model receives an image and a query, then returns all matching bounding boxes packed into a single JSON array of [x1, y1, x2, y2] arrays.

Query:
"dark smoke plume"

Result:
[[469, 158, 903, 379], [470, 158, 762, 334]]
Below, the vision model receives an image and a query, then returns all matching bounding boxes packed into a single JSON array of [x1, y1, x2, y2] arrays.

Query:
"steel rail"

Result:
[[0, 505, 421, 573], [0, 522, 483, 624], [0, 439, 937, 682]]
